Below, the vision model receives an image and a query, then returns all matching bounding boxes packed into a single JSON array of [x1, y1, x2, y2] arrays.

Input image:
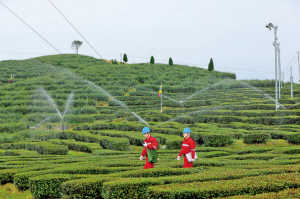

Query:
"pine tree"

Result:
[[150, 56, 155, 65], [169, 57, 173, 65], [123, 53, 128, 63], [208, 58, 214, 71]]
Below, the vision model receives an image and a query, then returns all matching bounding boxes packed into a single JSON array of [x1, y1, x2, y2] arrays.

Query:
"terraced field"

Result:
[[1, 54, 300, 198]]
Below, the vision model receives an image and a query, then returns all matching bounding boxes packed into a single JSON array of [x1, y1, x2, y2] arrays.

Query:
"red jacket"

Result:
[[178, 136, 196, 159], [141, 135, 158, 157]]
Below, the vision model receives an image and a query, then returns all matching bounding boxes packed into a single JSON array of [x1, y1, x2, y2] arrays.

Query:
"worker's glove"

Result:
[[140, 156, 143, 160], [191, 159, 195, 162], [177, 156, 181, 161], [142, 142, 148, 147]]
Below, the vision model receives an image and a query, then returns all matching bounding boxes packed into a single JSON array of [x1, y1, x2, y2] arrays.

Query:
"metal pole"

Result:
[[291, 66, 293, 98], [62, 119, 64, 132], [278, 44, 282, 93], [161, 92, 162, 112], [298, 51, 300, 82], [160, 83, 163, 112], [274, 27, 278, 110]]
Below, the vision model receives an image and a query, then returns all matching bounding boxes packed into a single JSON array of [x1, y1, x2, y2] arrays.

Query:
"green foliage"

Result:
[[29, 174, 87, 198], [287, 133, 300, 144], [202, 134, 232, 147], [146, 172, 300, 198], [150, 56, 155, 65], [0, 141, 69, 155], [0, 123, 28, 133], [123, 53, 128, 63], [58, 131, 130, 151], [48, 139, 102, 153], [169, 57, 173, 65], [62, 176, 113, 199], [208, 58, 214, 71], [242, 133, 271, 144]]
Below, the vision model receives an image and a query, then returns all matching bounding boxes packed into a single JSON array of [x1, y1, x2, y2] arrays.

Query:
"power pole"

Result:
[[266, 23, 279, 110], [274, 27, 278, 110], [298, 51, 300, 82], [278, 43, 281, 98], [291, 66, 293, 98], [120, 54, 122, 64]]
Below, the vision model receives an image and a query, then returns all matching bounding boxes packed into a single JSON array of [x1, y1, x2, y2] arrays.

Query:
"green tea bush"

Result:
[[146, 172, 300, 199], [0, 122, 28, 133], [48, 139, 102, 153], [57, 131, 129, 151], [287, 133, 300, 144], [29, 174, 89, 198], [0, 141, 69, 155], [14, 166, 131, 190], [242, 133, 271, 144], [62, 176, 114, 199], [202, 134, 232, 147]]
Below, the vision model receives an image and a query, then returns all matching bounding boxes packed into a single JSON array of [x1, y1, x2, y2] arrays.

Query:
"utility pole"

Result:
[[278, 43, 281, 98], [266, 23, 279, 110], [298, 51, 300, 82], [274, 27, 278, 110], [291, 66, 293, 98], [120, 54, 122, 64]]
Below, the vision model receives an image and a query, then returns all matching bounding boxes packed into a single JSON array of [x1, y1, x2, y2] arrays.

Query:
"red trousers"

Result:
[[183, 155, 193, 168], [143, 156, 154, 169]]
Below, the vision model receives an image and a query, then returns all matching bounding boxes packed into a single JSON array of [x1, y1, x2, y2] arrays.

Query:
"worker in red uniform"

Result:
[[177, 127, 196, 168], [140, 127, 158, 169]]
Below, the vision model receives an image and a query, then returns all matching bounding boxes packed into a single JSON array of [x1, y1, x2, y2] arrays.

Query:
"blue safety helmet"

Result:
[[142, 127, 151, 134], [182, 127, 191, 134]]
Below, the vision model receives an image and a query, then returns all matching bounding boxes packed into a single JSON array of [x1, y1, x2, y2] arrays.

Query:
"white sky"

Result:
[[1, 0, 300, 82]]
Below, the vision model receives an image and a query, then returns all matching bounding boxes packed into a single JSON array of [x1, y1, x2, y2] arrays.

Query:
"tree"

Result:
[[208, 58, 214, 71], [123, 53, 128, 63], [150, 56, 155, 65], [71, 40, 83, 54], [169, 57, 173, 65]]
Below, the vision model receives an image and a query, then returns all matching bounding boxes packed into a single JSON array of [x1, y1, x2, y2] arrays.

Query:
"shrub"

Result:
[[62, 176, 113, 199], [242, 133, 271, 144], [146, 172, 300, 199], [287, 133, 300, 144], [202, 134, 232, 147], [29, 174, 88, 198]]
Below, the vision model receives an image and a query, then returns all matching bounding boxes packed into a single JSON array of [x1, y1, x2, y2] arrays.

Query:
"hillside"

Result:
[[1, 54, 300, 198]]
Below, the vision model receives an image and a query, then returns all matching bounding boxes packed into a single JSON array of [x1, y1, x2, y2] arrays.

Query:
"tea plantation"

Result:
[[1, 54, 300, 198]]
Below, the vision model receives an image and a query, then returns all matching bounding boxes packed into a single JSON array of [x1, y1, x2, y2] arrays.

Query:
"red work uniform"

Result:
[[178, 136, 196, 168], [141, 135, 158, 169]]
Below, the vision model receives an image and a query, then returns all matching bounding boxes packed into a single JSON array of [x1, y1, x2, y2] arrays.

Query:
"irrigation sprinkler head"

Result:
[[266, 24, 271, 31]]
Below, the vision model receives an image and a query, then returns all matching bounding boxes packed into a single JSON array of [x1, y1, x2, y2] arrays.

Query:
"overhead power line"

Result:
[[283, 52, 298, 73], [48, 0, 104, 60], [0, 1, 62, 54]]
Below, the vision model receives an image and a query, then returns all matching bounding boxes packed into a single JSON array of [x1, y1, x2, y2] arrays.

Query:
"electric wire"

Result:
[[284, 59, 298, 77], [48, 0, 104, 60], [0, 1, 62, 55], [282, 52, 298, 73], [0, 1, 293, 76]]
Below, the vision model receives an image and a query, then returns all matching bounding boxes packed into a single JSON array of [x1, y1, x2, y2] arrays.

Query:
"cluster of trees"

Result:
[[70, 39, 214, 70]]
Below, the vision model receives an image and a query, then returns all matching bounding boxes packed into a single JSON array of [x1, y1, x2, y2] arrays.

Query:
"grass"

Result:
[[0, 184, 34, 199]]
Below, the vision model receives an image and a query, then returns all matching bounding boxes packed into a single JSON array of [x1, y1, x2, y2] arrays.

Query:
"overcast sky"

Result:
[[1, 0, 300, 82]]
